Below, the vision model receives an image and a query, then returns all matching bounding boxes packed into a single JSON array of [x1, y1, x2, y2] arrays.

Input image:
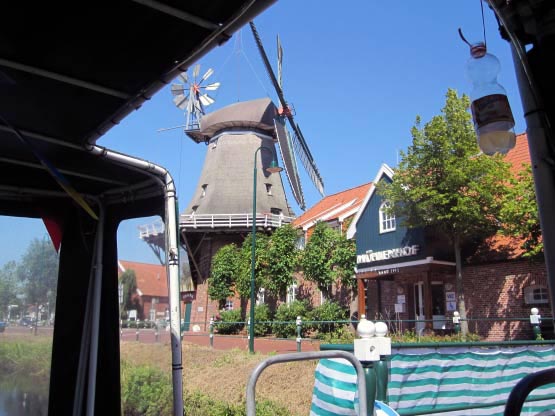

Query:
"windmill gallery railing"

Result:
[[138, 213, 294, 238], [180, 213, 294, 230]]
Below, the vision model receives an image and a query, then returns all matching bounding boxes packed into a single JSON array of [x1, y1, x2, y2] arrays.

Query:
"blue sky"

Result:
[[0, 1, 526, 266]]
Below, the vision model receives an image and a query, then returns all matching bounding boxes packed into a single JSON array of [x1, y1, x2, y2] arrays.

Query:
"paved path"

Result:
[[120, 328, 321, 354]]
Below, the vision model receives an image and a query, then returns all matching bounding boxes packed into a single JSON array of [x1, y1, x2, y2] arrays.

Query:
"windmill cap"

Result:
[[470, 42, 487, 58], [200, 98, 277, 138]]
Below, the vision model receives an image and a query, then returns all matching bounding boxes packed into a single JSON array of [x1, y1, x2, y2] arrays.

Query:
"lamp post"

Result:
[[249, 146, 282, 354], [118, 282, 123, 337]]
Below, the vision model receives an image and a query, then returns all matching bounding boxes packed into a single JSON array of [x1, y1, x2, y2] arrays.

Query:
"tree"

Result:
[[378, 89, 511, 336], [0, 261, 19, 320], [208, 243, 239, 305], [499, 164, 542, 258], [17, 237, 59, 332], [120, 269, 142, 318], [208, 225, 300, 306], [301, 221, 357, 299], [259, 224, 300, 297]]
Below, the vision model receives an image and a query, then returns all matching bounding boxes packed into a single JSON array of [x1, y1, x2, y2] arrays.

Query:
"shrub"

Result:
[[121, 364, 172, 416], [308, 301, 348, 335], [254, 304, 272, 336], [216, 309, 244, 335], [273, 300, 309, 338]]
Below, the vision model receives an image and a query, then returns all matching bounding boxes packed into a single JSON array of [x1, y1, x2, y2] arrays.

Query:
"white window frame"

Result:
[[224, 299, 234, 310], [379, 201, 396, 233], [524, 285, 549, 305], [256, 288, 266, 305], [286, 282, 297, 305]]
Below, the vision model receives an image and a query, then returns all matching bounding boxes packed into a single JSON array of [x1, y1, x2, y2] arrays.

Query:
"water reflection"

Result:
[[0, 387, 48, 416]]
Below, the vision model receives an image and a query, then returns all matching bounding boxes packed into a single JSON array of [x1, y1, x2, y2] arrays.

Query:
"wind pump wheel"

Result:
[[171, 64, 220, 131]]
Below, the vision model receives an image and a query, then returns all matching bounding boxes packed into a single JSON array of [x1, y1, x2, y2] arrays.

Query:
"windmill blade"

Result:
[[289, 123, 325, 196], [250, 21, 325, 198], [277, 35, 283, 90], [204, 82, 221, 91], [192, 64, 200, 79], [199, 93, 215, 107], [173, 94, 189, 110], [171, 83, 184, 96], [274, 118, 305, 209], [177, 72, 188, 84], [200, 67, 214, 83]]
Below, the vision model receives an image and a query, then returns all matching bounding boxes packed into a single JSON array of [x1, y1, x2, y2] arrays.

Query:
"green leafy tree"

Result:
[[17, 237, 58, 331], [0, 261, 19, 320], [208, 244, 240, 305], [378, 89, 510, 336], [499, 164, 542, 258], [120, 269, 142, 318], [301, 222, 356, 298], [235, 233, 270, 298], [259, 224, 300, 297]]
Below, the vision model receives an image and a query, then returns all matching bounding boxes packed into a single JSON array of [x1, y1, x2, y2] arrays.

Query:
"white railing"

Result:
[[138, 219, 165, 239], [180, 213, 294, 230], [139, 213, 295, 238]]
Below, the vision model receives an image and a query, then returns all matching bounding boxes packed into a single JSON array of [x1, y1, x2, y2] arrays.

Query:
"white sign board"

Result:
[[394, 303, 404, 313], [397, 295, 406, 304]]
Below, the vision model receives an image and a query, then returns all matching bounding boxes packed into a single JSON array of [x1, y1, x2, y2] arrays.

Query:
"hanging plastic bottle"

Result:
[[465, 41, 516, 155]]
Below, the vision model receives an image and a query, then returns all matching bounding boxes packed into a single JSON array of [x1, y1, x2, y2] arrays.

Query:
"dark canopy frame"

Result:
[[0, 1, 275, 415]]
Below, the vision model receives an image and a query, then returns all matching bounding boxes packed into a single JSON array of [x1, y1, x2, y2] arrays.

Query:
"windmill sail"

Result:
[[274, 118, 305, 209], [249, 21, 325, 201]]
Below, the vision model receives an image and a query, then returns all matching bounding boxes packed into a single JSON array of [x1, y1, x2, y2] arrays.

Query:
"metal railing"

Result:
[[180, 212, 294, 230], [246, 350, 368, 416]]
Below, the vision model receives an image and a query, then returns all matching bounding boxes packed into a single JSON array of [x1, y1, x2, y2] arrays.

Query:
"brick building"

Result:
[[118, 260, 169, 321], [347, 134, 553, 341], [291, 183, 371, 309]]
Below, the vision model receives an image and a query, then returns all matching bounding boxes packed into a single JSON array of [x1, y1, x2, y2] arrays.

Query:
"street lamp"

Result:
[[250, 146, 282, 353]]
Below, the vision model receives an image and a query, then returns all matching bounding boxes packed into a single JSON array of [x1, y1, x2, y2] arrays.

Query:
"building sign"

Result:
[[446, 291, 456, 311], [181, 291, 196, 303], [357, 245, 420, 264]]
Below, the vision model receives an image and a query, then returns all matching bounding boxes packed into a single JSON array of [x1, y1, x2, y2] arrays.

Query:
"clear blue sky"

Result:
[[0, 1, 526, 266]]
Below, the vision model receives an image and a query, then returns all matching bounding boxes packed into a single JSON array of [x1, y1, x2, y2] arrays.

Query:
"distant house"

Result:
[[118, 260, 169, 321], [347, 134, 552, 341]]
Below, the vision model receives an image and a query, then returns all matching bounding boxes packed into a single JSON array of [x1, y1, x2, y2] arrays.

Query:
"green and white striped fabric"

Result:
[[311, 359, 399, 416], [311, 358, 359, 415], [389, 345, 555, 415]]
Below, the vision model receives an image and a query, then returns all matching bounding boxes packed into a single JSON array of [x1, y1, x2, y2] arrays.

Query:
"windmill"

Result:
[[170, 64, 220, 131], [139, 26, 325, 329]]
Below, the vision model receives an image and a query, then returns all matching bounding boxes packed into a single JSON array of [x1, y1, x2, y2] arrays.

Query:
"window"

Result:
[[224, 299, 234, 310], [256, 288, 265, 305], [270, 207, 282, 215], [379, 201, 396, 233], [286, 283, 297, 304], [524, 285, 549, 305], [201, 184, 207, 198], [265, 183, 272, 195], [191, 205, 198, 214], [296, 235, 306, 250]]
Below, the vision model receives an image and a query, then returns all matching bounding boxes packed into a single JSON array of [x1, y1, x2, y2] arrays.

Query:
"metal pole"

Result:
[[249, 147, 260, 354]]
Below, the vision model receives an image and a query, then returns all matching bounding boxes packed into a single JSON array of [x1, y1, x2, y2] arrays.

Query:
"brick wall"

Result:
[[463, 259, 551, 341]]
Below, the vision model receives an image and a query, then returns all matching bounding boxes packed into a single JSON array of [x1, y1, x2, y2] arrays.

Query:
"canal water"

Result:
[[0, 386, 48, 415]]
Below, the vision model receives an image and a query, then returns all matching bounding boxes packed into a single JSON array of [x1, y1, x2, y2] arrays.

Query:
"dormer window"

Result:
[[379, 201, 396, 233], [265, 183, 272, 195], [201, 184, 207, 198]]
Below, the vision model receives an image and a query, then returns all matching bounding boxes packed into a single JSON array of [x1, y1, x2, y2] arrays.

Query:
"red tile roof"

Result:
[[480, 133, 533, 259], [293, 182, 372, 230], [504, 133, 531, 175], [118, 260, 167, 298]]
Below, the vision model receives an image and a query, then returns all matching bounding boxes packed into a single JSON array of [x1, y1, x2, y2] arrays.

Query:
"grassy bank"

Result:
[[0, 335, 316, 415]]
